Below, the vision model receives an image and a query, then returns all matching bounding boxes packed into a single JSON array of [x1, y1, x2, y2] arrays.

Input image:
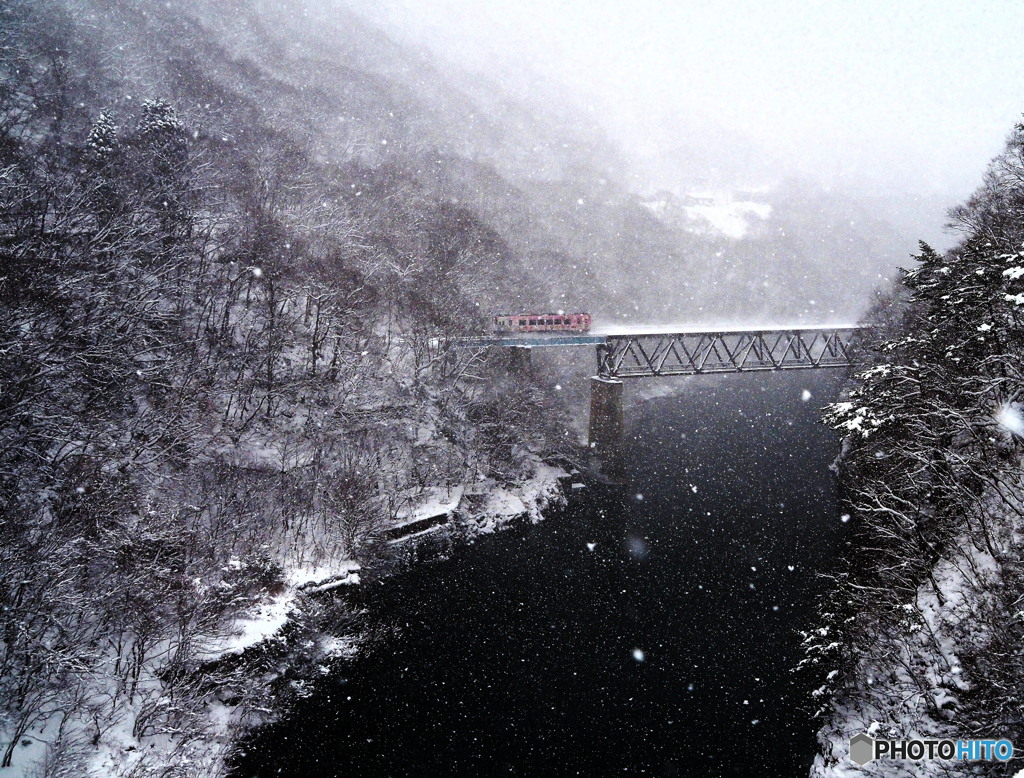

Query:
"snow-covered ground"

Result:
[[5, 455, 570, 778], [457, 460, 569, 537], [810, 493, 1021, 777], [382, 457, 570, 543], [390, 485, 465, 531]]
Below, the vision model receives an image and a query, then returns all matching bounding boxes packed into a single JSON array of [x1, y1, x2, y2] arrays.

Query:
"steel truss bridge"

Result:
[[451, 323, 861, 476], [594, 326, 858, 379], [455, 325, 860, 379]]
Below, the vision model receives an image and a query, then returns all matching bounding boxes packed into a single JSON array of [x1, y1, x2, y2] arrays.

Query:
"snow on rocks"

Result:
[[458, 459, 569, 538], [292, 559, 362, 593], [198, 559, 362, 663], [810, 526, 1004, 778], [198, 595, 294, 662], [391, 485, 465, 531]]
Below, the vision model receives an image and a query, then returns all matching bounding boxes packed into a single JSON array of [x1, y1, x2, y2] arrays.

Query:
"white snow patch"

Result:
[[300, 570, 361, 593], [459, 458, 568, 537], [200, 596, 292, 660], [998, 404, 1024, 436], [391, 485, 465, 529], [287, 559, 361, 589]]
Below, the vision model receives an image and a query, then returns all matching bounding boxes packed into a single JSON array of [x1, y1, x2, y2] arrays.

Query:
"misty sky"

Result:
[[356, 0, 1024, 201]]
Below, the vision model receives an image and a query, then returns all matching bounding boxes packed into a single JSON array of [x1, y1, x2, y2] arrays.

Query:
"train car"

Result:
[[492, 312, 592, 334]]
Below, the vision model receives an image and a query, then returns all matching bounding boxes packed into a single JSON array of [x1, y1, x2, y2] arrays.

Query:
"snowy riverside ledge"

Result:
[[200, 455, 574, 665]]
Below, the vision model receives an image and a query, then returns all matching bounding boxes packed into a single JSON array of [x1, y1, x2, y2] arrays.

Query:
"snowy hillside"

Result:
[[804, 127, 1024, 777]]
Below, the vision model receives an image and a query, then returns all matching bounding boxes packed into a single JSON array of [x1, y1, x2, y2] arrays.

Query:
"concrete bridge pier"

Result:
[[508, 345, 532, 373], [588, 376, 625, 477]]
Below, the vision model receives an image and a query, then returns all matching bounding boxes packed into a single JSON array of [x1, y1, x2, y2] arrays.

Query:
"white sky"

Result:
[[354, 0, 1024, 199]]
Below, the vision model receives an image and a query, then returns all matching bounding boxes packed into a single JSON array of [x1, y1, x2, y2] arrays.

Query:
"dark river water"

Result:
[[235, 370, 847, 777]]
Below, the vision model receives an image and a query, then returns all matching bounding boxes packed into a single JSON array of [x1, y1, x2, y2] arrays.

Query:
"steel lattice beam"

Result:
[[596, 327, 858, 379]]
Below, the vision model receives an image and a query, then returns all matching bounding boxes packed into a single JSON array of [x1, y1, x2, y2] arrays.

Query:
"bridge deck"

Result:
[[454, 334, 607, 348], [591, 323, 858, 336], [454, 324, 856, 347]]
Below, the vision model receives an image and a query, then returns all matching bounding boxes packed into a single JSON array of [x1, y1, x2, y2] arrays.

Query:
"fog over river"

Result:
[[236, 370, 850, 777]]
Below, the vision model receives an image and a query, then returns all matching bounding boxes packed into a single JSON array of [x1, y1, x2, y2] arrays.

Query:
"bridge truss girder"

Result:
[[596, 327, 858, 379]]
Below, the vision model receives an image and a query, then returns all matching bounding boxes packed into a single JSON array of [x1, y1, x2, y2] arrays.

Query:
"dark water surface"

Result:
[[236, 371, 847, 777]]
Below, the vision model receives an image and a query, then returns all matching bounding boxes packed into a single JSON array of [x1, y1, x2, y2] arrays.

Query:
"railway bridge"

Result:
[[454, 324, 860, 473]]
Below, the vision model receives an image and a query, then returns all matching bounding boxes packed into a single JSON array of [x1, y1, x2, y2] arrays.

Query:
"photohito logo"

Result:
[[849, 733, 1013, 766]]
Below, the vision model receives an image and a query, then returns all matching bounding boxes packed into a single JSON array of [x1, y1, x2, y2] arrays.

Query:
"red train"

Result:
[[492, 312, 592, 334]]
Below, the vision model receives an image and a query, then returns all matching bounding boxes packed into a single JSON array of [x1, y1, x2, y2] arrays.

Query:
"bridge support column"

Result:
[[508, 345, 532, 373], [589, 376, 625, 477]]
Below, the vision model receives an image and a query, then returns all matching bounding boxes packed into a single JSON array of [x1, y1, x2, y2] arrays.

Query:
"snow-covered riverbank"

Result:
[[58, 458, 573, 778]]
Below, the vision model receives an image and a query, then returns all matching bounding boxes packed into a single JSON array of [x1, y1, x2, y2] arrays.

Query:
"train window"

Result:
[[530, 319, 537, 326], [519, 319, 526, 326]]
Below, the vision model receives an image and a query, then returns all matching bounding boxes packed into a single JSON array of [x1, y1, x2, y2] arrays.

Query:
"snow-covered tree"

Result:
[[808, 124, 1024, 776]]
